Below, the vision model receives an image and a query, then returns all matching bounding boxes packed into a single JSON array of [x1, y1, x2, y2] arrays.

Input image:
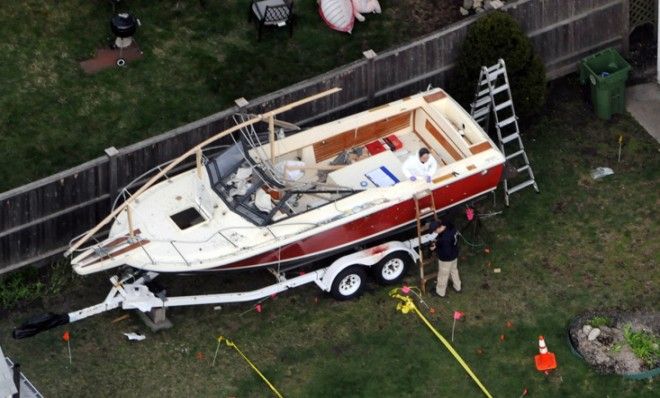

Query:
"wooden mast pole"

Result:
[[268, 116, 275, 162], [64, 87, 342, 257], [126, 206, 135, 238], [196, 148, 202, 178]]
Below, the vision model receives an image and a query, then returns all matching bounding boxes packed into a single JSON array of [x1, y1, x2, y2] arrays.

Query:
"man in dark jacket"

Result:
[[429, 219, 461, 297]]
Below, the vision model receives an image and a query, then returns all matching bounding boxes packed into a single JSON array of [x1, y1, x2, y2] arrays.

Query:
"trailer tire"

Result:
[[372, 251, 412, 285], [330, 266, 366, 301]]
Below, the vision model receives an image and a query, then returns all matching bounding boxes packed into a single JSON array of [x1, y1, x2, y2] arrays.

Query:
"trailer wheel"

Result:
[[372, 252, 412, 285], [330, 266, 366, 301]]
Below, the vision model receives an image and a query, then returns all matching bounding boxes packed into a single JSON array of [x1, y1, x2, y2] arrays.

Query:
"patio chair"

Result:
[[249, 0, 294, 40]]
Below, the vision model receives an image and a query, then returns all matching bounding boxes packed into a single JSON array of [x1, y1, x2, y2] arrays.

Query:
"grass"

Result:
[[0, 260, 75, 309], [0, 0, 459, 192], [0, 76, 658, 397], [623, 324, 659, 367], [589, 316, 613, 328]]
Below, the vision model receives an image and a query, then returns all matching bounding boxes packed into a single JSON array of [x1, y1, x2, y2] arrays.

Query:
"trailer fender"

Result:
[[315, 241, 417, 291]]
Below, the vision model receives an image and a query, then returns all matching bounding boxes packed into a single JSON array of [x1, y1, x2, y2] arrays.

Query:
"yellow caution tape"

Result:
[[389, 288, 493, 398], [216, 336, 284, 398]]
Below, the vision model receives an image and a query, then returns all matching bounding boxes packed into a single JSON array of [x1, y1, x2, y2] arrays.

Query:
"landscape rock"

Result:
[[463, 0, 474, 9], [473, 0, 483, 8], [587, 327, 601, 341], [570, 311, 660, 375], [475, 7, 485, 13], [582, 324, 593, 335], [460, 7, 469, 16]]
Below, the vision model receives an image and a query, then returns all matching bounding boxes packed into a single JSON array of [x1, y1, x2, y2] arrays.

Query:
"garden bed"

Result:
[[568, 310, 659, 378]]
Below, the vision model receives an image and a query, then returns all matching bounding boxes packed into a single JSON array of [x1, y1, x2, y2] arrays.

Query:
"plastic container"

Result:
[[579, 48, 631, 120]]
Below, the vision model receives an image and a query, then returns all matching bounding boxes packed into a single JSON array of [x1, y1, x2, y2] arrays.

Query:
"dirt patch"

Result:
[[393, 0, 463, 36], [569, 310, 660, 375]]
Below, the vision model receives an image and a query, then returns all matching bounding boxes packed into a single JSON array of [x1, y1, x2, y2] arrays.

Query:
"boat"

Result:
[[318, 0, 355, 33], [66, 88, 505, 276]]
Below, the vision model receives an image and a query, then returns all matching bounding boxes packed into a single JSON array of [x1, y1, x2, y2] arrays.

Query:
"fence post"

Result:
[[363, 49, 377, 107], [105, 146, 119, 205], [621, 0, 630, 55]]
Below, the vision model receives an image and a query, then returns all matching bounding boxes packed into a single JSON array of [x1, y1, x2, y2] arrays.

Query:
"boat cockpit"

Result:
[[204, 90, 494, 226]]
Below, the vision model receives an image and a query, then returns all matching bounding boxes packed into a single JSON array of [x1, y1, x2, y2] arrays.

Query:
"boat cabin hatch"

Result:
[[170, 207, 206, 230]]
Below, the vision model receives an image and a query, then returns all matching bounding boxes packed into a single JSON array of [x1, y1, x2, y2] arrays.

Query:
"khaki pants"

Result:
[[436, 258, 461, 297]]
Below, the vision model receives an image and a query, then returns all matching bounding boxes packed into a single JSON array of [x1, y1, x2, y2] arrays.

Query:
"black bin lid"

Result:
[[111, 13, 137, 38]]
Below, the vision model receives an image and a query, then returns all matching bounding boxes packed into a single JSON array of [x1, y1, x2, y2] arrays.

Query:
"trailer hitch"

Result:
[[12, 312, 70, 339]]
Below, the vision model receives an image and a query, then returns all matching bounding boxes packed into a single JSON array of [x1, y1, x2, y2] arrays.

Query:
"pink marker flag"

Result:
[[451, 311, 464, 342], [255, 304, 262, 313], [401, 285, 411, 294], [466, 207, 474, 221]]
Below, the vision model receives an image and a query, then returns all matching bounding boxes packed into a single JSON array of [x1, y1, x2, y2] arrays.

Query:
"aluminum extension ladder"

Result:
[[470, 59, 539, 206], [413, 190, 438, 293]]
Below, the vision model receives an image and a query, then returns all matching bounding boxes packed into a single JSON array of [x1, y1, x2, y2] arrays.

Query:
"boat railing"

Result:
[[110, 144, 231, 213], [169, 241, 190, 267], [132, 221, 322, 268]]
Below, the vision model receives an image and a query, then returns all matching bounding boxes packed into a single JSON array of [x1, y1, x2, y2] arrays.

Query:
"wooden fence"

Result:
[[0, 0, 630, 274]]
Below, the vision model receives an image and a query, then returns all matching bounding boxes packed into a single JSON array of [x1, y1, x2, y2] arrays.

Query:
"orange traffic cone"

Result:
[[534, 336, 557, 372]]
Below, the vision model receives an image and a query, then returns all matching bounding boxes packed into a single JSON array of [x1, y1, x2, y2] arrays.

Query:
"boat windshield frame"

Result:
[[205, 133, 360, 226]]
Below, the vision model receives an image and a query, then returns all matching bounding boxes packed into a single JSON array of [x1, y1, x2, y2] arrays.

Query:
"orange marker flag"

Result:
[[63, 331, 72, 364]]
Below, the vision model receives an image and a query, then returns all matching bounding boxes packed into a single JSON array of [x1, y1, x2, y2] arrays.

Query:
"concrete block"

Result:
[[137, 308, 173, 332]]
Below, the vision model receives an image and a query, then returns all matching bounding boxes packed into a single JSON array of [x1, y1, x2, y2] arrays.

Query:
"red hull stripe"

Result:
[[218, 164, 503, 270]]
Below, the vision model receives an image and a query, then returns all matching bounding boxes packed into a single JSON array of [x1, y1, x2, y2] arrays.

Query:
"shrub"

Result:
[[450, 11, 547, 121], [0, 268, 44, 308], [0, 261, 75, 309], [623, 324, 659, 366], [589, 315, 612, 328]]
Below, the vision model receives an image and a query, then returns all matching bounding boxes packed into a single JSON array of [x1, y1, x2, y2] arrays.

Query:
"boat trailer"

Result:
[[13, 235, 436, 339]]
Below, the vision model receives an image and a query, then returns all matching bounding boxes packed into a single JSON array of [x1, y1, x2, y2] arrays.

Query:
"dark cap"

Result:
[[430, 218, 454, 232], [429, 220, 441, 231]]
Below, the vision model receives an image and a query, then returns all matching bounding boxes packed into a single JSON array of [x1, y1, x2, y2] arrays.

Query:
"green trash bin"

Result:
[[579, 48, 631, 120]]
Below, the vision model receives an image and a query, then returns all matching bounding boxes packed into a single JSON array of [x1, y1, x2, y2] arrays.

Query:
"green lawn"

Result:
[[0, 0, 457, 192], [1, 76, 658, 397]]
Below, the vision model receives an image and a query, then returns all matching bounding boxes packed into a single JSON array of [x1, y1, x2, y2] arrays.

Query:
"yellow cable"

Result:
[[217, 336, 284, 398], [389, 289, 493, 398]]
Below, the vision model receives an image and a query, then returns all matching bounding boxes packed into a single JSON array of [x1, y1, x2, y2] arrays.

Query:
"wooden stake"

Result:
[[196, 148, 202, 178], [126, 206, 134, 238], [111, 314, 130, 324], [269, 116, 275, 162]]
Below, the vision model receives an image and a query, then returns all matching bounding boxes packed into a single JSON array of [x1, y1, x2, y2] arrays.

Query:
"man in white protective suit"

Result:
[[402, 147, 437, 183]]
